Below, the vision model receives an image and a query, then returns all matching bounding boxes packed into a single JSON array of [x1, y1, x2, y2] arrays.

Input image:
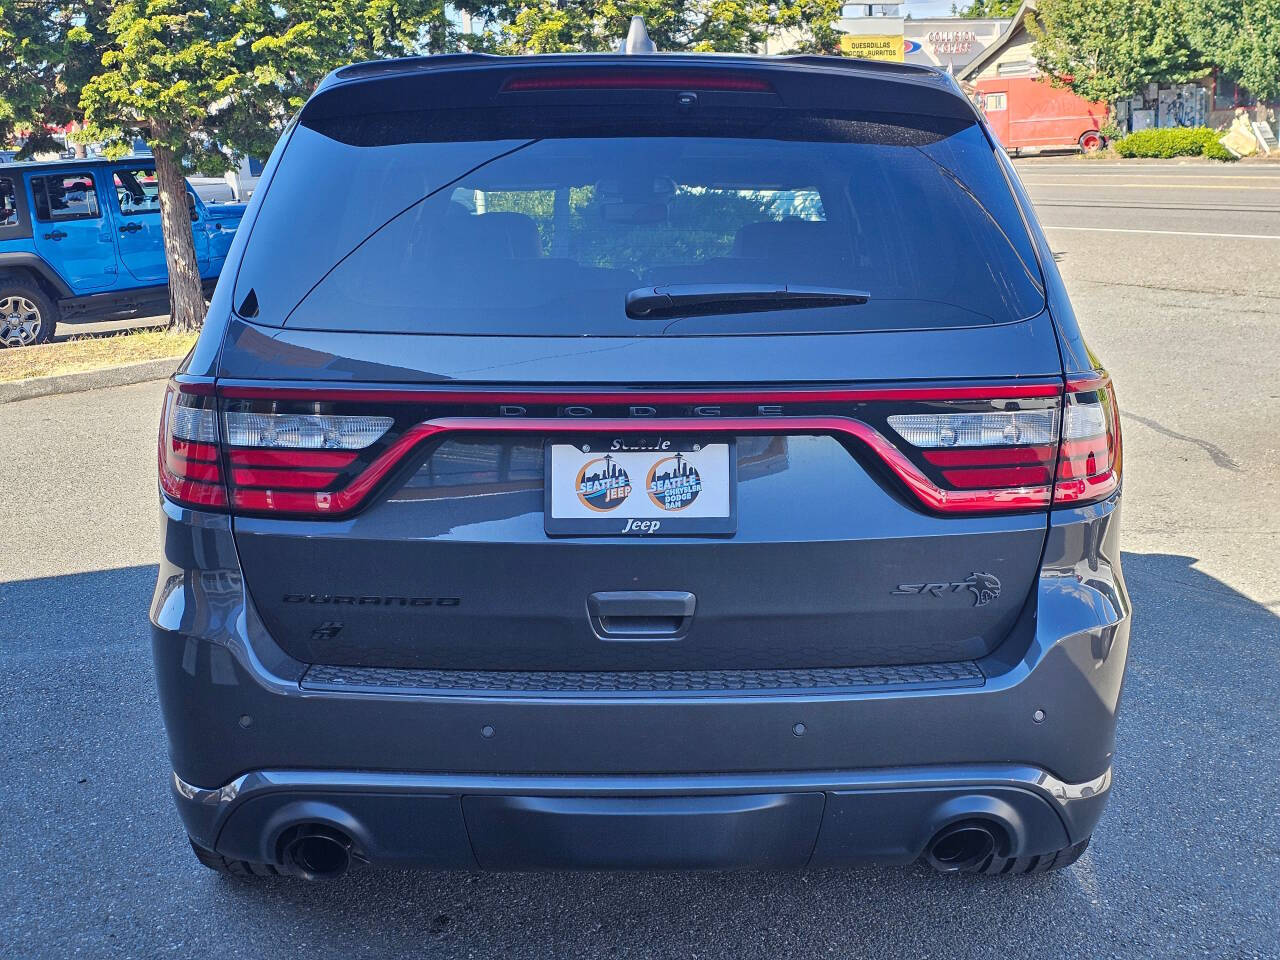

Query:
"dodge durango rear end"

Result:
[[151, 44, 1129, 880]]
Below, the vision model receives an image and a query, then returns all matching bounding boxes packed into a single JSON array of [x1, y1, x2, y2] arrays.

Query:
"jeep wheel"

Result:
[[0, 282, 57, 347]]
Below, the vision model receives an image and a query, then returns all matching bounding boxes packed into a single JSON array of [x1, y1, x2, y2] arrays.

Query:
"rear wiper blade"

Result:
[[625, 283, 871, 320]]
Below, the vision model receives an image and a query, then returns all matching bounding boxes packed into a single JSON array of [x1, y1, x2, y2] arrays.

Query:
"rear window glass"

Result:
[[236, 109, 1043, 336], [0, 177, 17, 227], [31, 173, 101, 222]]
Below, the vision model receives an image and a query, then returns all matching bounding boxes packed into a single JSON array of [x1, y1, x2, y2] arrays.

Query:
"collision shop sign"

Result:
[[927, 30, 977, 55], [840, 34, 905, 62]]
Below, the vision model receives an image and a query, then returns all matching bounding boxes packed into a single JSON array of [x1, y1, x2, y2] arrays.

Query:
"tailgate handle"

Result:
[[588, 591, 695, 641]]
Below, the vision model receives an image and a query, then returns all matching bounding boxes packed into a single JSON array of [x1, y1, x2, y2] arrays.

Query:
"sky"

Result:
[[893, 0, 970, 15]]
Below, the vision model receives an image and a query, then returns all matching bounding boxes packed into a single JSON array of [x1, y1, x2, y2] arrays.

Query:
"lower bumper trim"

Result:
[[173, 764, 1112, 809], [173, 764, 1111, 871]]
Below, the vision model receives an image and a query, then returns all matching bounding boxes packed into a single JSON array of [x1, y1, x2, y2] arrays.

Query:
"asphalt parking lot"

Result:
[[2, 159, 1278, 959]]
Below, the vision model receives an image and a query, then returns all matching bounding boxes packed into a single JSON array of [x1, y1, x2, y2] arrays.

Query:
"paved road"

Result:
[[2, 160, 1278, 959], [1019, 157, 1280, 240]]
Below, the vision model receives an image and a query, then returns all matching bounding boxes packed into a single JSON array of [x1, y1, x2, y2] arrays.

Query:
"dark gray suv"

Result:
[[153, 47, 1128, 880]]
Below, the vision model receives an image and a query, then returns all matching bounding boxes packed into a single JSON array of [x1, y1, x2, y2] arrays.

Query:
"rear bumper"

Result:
[[175, 764, 1111, 870], [152, 495, 1129, 870]]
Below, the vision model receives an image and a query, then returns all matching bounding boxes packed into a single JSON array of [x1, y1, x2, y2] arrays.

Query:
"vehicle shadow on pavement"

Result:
[[2, 562, 160, 656], [3, 555, 1277, 957]]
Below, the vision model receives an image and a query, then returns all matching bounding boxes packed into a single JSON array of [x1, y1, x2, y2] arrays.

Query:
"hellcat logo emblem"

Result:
[[964, 572, 1001, 607], [576, 455, 632, 512], [646, 452, 702, 511], [893, 573, 1002, 607]]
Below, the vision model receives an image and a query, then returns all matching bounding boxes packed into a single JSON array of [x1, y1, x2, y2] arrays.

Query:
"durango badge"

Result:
[[893, 573, 1002, 607]]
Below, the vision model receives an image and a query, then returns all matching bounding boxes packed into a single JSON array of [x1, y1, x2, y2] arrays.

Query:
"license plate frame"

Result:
[[543, 436, 737, 537]]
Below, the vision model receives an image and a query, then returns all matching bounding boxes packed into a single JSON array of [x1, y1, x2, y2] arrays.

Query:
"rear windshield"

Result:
[[236, 108, 1043, 336]]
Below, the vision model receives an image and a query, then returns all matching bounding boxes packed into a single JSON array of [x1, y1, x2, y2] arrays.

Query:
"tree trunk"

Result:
[[152, 143, 207, 332]]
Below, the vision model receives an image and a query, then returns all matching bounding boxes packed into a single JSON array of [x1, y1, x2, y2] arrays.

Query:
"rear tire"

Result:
[[188, 836, 281, 879], [1079, 131, 1104, 153], [970, 835, 1091, 876], [0, 279, 58, 347]]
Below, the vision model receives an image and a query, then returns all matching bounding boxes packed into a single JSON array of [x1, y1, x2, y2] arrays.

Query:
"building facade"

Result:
[[820, 14, 1009, 70], [902, 18, 1009, 73]]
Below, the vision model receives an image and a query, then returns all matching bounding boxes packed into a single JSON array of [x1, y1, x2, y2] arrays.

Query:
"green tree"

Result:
[[1190, 0, 1280, 104], [1028, 0, 1207, 104], [79, 0, 261, 329], [0, 1, 112, 156], [775, 0, 846, 54], [495, 0, 845, 55], [246, 0, 471, 125], [78, 0, 473, 331], [958, 0, 1022, 17]]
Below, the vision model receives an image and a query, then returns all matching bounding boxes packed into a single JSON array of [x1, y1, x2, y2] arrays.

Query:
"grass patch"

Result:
[[1113, 127, 1236, 161], [0, 327, 197, 383]]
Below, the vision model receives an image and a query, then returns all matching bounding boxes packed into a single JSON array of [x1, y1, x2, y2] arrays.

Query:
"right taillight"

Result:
[[881, 400, 1060, 512], [878, 375, 1122, 514], [1053, 374, 1121, 506]]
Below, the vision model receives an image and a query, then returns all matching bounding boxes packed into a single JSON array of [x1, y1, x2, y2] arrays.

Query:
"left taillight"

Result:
[[221, 409, 395, 514], [158, 382, 227, 509]]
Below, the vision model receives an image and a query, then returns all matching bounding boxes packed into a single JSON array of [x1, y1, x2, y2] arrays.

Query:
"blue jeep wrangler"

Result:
[[0, 158, 245, 347]]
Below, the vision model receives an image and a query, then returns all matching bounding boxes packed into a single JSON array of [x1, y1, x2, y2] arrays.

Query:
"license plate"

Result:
[[544, 437, 736, 536]]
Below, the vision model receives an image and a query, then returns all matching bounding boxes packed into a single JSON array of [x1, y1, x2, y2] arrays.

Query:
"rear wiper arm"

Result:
[[625, 283, 870, 320]]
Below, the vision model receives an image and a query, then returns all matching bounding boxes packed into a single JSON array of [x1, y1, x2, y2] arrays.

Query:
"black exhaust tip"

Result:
[[281, 826, 352, 880], [924, 822, 996, 873]]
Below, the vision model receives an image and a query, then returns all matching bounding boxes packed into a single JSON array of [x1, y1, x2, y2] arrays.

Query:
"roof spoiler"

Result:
[[308, 54, 979, 128]]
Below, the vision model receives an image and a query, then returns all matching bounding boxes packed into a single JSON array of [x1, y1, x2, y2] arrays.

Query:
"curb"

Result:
[[0, 356, 179, 405]]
